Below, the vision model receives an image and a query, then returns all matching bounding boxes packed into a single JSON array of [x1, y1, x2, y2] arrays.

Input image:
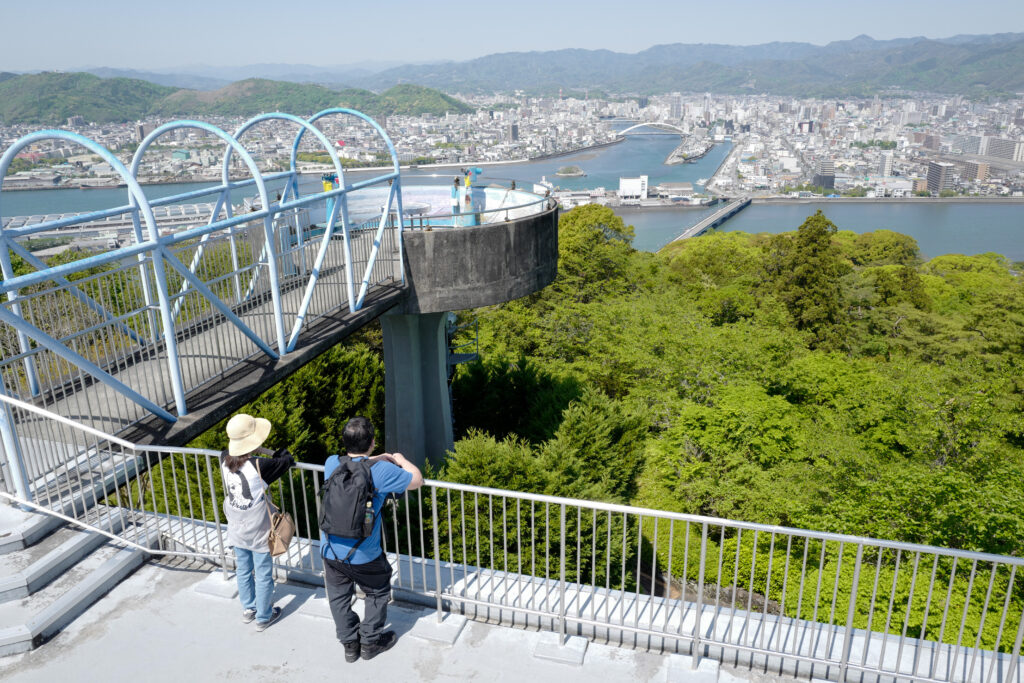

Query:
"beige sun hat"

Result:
[[226, 413, 272, 456]]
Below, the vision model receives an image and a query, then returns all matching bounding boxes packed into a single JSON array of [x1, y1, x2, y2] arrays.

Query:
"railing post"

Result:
[[1005, 604, 1024, 683], [205, 454, 229, 579], [431, 485, 443, 623], [694, 522, 708, 666], [839, 544, 864, 683], [559, 503, 568, 643], [0, 394, 31, 504]]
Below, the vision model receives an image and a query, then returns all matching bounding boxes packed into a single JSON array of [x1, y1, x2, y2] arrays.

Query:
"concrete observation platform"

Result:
[[0, 557, 786, 683]]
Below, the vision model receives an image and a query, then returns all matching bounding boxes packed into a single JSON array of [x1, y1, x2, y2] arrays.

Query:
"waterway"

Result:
[[3, 133, 1021, 260]]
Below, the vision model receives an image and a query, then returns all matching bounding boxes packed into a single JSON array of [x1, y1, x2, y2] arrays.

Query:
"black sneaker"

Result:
[[255, 606, 282, 632], [343, 639, 360, 663], [360, 631, 397, 660]]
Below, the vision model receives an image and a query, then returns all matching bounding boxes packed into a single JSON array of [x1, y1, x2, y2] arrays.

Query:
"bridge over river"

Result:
[[672, 197, 752, 241]]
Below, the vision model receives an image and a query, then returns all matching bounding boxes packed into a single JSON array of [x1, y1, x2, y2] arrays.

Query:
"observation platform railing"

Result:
[[0, 393, 1019, 683], [401, 185, 552, 230]]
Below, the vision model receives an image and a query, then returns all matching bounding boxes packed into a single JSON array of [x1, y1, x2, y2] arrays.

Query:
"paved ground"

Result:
[[0, 558, 789, 683]]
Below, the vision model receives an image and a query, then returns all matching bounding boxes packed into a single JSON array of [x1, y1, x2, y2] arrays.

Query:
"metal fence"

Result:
[[0, 109, 406, 501], [0, 393, 1019, 683], [402, 185, 551, 229]]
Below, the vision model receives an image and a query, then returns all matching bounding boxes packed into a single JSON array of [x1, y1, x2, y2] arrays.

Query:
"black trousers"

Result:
[[323, 553, 392, 644]]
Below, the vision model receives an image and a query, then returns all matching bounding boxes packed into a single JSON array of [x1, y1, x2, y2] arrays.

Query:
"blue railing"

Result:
[[0, 110, 405, 501]]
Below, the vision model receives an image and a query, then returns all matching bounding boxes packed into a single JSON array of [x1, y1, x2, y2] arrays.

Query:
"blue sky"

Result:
[[3, 0, 1023, 71]]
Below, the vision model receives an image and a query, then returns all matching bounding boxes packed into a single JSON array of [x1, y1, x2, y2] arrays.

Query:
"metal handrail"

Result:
[[0, 112, 405, 501], [401, 185, 553, 230], [0, 490, 220, 560], [1, 392, 1021, 683]]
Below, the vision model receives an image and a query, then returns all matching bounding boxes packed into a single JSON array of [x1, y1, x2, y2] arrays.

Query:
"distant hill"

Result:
[[153, 80, 473, 118], [352, 33, 1024, 96], [86, 67, 231, 91], [0, 74, 473, 124], [0, 72, 176, 124], [152, 78, 341, 117]]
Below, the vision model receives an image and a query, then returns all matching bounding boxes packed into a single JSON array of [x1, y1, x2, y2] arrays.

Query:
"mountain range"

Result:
[[2, 32, 1023, 125], [0, 74, 473, 125], [347, 33, 1024, 96], [37, 32, 1017, 97]]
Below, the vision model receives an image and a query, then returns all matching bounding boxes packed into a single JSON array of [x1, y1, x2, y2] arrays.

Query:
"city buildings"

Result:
[[927, 161, 956, 194], [2, 89, 1022, 200]]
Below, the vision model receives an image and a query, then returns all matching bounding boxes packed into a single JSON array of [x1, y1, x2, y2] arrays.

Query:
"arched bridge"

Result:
[[0, 109, 559, 502], [617, 121, 686, 136]]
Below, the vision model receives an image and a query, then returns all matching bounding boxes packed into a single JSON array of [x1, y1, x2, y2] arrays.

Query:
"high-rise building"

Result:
[[954, 134, 983, 155], [878, 152, 893, 177], [959, 161, 989, 182], [986, 137, 1023, 162], [507, 124, 519, 142], [813, 159, 835, 190], [927, 161, 956, 194]]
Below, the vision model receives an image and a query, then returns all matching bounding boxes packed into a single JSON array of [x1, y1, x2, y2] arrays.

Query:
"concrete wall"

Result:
[[399, 205, 559, 315], [381, 312, 452, 468]]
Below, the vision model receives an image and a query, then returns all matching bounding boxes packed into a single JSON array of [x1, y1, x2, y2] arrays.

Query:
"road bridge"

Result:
[[671, 197, 751, 242], [616, 122, 686, 136]]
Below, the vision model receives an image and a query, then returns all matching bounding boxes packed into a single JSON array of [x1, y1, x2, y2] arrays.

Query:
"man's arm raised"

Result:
[[379, 452, 423, 491]]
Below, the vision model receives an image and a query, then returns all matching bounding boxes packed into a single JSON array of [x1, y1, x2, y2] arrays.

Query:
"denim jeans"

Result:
[[234, 546, 274, 622]]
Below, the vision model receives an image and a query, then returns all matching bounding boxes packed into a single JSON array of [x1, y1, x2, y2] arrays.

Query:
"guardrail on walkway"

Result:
[[0, 393, 1019, 683], [0, 109, 405, 501]]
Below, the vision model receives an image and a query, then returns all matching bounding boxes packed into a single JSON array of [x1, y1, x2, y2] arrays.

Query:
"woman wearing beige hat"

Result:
[[221, 413, 294, 631]]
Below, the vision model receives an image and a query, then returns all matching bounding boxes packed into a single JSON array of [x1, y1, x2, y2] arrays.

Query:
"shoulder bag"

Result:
[[256, 460, 295, 557]]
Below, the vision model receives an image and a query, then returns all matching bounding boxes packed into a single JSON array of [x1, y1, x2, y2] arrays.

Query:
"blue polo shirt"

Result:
[[319, 455, 412, 564]]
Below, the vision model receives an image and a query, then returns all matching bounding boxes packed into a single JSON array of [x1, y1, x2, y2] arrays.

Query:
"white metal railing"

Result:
[[0, 110, 407, 502], [0, 392, 1020, 683], [402, 186, 554, 230]]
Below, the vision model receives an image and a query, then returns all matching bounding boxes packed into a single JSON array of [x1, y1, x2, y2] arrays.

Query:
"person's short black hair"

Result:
[[343, 416, 375, 455]]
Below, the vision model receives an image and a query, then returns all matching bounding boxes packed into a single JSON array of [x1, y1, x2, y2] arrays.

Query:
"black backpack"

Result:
[[319, 456, 377, 561]]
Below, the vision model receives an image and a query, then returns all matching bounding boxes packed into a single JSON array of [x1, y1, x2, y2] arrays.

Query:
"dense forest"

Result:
[[194, 204, 1024, 561]]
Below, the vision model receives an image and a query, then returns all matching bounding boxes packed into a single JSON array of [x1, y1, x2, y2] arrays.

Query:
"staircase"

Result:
[[0, 505, 154, 656]]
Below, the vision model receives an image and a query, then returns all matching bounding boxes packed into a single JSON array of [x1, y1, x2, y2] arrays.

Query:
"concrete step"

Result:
[[0, 526, 104, 603], [0, 504, 65, 556], [0, 529, 153, 657]]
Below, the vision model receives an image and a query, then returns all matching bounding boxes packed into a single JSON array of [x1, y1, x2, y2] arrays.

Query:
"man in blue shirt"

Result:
[[321, 416, 422, 662]]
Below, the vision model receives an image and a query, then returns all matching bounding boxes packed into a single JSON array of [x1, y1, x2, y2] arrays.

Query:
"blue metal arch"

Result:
[[229, 112, 347, 193], [298, 108, 402, 175], [0, 108, 404, 464], [0, 130, 178, 422], [129, 120, 283, 360], [300, 108, 407, 308]]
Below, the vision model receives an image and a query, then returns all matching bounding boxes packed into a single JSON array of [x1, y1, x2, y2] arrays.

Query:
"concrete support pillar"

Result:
[[381, 311, 453, 469]]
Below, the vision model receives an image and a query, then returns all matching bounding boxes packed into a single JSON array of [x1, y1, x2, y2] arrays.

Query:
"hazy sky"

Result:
[[3, 0, 1023, 72]]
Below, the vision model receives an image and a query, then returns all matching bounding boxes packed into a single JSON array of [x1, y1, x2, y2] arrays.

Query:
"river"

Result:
[[3, 132, 1021, 261]]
